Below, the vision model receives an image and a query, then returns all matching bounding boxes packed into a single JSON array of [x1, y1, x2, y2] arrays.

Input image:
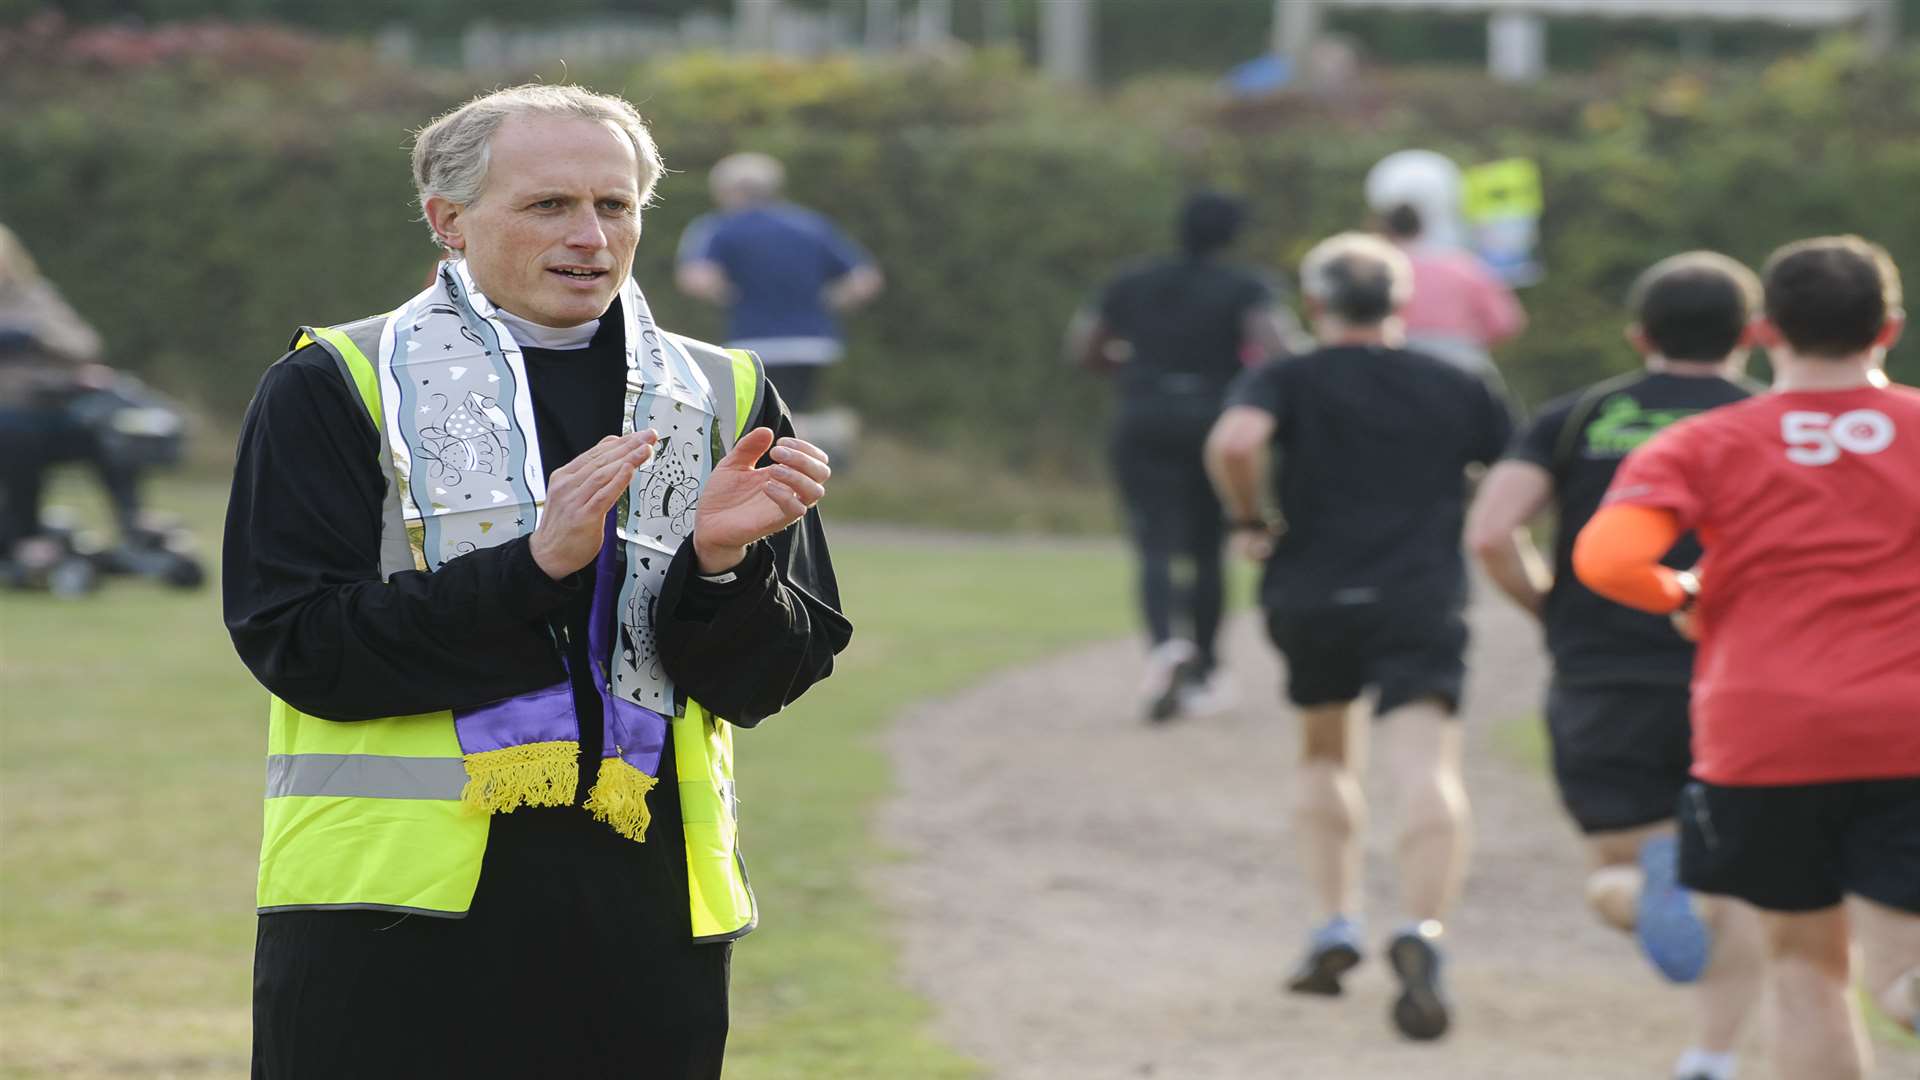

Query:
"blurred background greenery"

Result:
[[5, 4, 1919, 532]]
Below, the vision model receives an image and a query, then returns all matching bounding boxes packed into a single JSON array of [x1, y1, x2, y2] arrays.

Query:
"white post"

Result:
[[913, 0, 953, 48], [1274, 0, 1319, 67], [1041, 0, 1095, 86], [736, 0, 777, 51], [1487, 11, 1546, 83], [865, 0, 900, 52], [1862, 0, 1899, 58]]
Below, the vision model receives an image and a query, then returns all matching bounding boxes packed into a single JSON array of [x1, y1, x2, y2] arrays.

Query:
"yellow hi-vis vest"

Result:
[[256, 315, 761, 942]]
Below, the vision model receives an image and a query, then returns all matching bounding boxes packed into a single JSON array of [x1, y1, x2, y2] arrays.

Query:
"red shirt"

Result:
[[1604, 382, 1920, 785]]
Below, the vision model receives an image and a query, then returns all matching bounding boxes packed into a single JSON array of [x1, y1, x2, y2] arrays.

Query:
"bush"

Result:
[[4, 28, 1916, 484]]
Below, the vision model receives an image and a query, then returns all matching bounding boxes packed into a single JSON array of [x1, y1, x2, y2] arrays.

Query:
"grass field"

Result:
[[0, 470, 1135, 1079]]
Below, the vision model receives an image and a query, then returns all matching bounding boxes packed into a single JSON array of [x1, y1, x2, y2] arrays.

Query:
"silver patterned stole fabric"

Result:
[[382, 262, 546, 568], [613, 304, 718, 711], [378, 260, 713, 712]]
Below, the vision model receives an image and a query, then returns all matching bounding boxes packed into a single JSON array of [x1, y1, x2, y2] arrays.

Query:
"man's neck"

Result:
[[1644, 355, 1733, 379], [1315, 317, 1403, 349], [1772, 350, 1884, 392]]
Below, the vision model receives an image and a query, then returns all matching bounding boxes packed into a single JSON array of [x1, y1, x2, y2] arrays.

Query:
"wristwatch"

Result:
[[1672, 569, 1702, 614], [1230, 516, 1272, 533]]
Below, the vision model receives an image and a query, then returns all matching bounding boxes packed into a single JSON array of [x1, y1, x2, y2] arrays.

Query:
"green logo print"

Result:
[[1582, 395, 1701, 457]]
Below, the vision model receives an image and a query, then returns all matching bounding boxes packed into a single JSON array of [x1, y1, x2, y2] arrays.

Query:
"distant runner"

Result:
[[1207, 232, 1513, 1042], [1465, 252, 1766, 1080], [1380, 203, 1525, 383], [676, 151, 882, 416], [1070, 191, 1304, 721]]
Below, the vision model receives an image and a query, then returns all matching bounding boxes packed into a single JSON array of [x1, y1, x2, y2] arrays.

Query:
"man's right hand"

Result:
[[530, 431, 658, 580]]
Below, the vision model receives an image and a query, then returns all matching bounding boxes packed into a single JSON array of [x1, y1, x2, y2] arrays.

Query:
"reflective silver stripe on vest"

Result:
[[265, 753, 468, 800]]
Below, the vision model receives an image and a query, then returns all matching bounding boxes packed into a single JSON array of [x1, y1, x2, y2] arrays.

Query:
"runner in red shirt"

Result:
[[1574, 236, 1920, 1080]]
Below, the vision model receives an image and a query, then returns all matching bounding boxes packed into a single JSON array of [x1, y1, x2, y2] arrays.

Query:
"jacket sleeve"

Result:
[[656, 382, 853, 727], [222, 350, 578, 721]]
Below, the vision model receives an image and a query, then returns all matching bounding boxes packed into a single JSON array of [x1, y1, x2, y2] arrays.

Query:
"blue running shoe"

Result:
[[1286, 915, 1364, 996], [1386, 921, 1451, 1041], [1637, 833, 1711, 983]]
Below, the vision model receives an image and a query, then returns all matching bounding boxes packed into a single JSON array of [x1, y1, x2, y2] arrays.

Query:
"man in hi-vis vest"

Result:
[[223, 84, 852, 1080]]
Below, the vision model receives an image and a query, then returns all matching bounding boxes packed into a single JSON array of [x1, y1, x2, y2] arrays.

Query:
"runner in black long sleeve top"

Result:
[[226, 309, 851, 1080]]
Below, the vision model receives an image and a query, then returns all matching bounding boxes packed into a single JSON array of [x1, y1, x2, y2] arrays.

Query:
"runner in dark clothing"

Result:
[[1069, 191, 1305, 721], [1207, 232, 1513, 1042], [1465, 252, 1765, 1080]]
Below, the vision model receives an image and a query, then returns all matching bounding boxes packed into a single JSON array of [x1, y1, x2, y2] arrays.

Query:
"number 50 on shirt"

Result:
[[1780, 409, 1896, 466]]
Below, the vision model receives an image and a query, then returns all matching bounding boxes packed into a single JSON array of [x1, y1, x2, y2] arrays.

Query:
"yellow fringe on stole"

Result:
[[460, 740, 580, 814], [584, 756, 658, 842]]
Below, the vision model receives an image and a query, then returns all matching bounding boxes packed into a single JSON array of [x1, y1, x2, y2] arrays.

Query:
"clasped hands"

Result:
[[530, 427, 831, 581]]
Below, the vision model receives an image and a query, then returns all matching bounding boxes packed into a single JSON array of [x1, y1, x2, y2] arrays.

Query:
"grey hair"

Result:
[[709, 151, 785, 203], [410, 84, 665, 251], [1300, 232, 1414, 325]]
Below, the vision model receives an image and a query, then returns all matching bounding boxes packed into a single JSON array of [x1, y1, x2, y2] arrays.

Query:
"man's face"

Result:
[[437, 114, 641, 327]]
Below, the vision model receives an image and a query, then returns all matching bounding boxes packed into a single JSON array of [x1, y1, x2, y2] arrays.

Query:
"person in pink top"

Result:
[[1382, 204, 1527, 379]]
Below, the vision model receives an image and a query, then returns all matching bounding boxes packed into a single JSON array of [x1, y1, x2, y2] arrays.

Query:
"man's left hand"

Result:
[[692, 428, 830, 574]]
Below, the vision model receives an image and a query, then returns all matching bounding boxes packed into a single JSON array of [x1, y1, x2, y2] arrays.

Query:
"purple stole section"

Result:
[[587, 514, 668, 778], [449, 513, 667, 834]]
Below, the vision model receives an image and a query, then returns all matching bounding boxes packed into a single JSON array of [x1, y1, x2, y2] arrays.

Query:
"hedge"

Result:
[[4, 33, 1917, 477]]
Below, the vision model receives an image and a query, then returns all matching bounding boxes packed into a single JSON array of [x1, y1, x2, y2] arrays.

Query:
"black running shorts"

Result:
[[1546, 680, 1693, 835], [1678, 776, 1920, 913], [1264, 603, 1468, 716]]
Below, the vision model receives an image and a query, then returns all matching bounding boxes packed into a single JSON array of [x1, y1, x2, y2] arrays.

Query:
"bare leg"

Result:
[[1380, 699, 1469, 923], [1695, 897, 1765, 1056], [1762, 906, 1867, 1080], [1583, 822, 1669, 932], [1583, 824, 1762, 1064], [1849, 895, 1920, 1033], [1295, 701, 1367, 922]]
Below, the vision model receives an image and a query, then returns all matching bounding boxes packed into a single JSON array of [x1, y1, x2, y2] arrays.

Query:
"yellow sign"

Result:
[[1462, 158, 1542, 222]]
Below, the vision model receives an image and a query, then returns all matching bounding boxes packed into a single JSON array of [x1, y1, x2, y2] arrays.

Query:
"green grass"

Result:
[[1491, 710, 1550, 774], [0, 471, 1133, 1078], [817, 434, 1119, 535]]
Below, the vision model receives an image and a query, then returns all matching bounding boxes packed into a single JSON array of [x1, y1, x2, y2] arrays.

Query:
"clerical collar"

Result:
[[495, 308, 600, 351]]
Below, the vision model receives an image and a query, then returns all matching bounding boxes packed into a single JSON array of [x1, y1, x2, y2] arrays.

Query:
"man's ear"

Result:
[[1624, 323, 1652, 356], [424, 195, 466, 252], [1875, 311, 1906, 351], [1734, 318, 1761, 348], [1751, 318, 1784, 348]]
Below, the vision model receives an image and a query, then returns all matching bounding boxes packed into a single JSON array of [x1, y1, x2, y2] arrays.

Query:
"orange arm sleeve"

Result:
[[1571, 504, 1688, 614]]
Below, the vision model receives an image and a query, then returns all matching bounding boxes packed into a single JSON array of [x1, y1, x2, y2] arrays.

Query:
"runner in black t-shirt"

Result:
[[1208, 232, 1513, 1042], [1070, 191, 1306, 722], [1464, 252, 1765, 1080]]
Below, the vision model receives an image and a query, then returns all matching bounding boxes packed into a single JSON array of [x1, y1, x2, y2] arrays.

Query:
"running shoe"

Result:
[[1670, 1046, 1739, 1080], [1636, 833, 1711, 984], [1286, 915, 1364, 996], [1139, 639, 1199, 723], [1386, 921, 1451, 1041], [1176, 667, 1237, 718]]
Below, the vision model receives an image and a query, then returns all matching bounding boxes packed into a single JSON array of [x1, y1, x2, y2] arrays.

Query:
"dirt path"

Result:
[[876, 588, 1920, 1079]]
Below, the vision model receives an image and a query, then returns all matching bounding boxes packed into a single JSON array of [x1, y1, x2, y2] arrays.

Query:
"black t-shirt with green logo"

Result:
[[1508, 370, 1756, 686]]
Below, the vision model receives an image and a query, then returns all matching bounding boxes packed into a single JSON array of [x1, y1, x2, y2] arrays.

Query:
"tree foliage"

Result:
[[4, 30, 1917, 477]]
